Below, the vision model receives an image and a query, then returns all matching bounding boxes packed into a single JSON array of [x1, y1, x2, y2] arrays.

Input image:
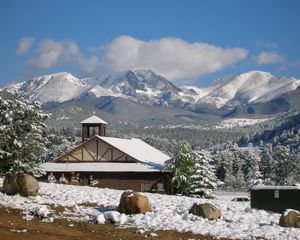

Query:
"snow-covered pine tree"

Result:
[[0, 91, 49, 176], [164, 140, 194, 195], [225, 145, 246, 188], [286, 151, 300, 185], [188, 149, 218, 198], [245, 158, 263, 189], [259, 143, 274, 184], [243, 145, 263, 188], [271, 145, 291, 185]]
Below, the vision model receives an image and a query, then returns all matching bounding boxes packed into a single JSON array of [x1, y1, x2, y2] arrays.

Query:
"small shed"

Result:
[[250, 186, 300, 213]]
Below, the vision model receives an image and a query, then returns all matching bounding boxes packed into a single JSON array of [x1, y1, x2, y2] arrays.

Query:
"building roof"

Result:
[[251, 185, 300, 190], [80, 115, 108, 124], [41, 162, 163, 172], [43, 135, 170, 173], [98, 136, 170, 167]]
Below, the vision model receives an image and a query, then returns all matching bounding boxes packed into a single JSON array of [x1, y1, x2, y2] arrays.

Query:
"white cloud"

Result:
[[17, 37, 35, 54], [100, 36, 248, 83], [26, 39, 97, 73], [254, 51, 285, 65], [256, 40, 278, 49], [25, 36, 248, 84]]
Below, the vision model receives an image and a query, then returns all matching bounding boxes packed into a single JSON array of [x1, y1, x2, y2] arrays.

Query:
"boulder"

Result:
[[189, 203, 222, 220], [117, 190, 151, 214], [279, 209, 300, 228], [3, 173, 39, 197]]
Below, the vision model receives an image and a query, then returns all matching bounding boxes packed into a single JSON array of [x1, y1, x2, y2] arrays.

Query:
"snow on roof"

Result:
[[98, 136, 170, 167], [41, 162, 162, 172], [80, 115, 108, 124], [251, 185, 300, 190]]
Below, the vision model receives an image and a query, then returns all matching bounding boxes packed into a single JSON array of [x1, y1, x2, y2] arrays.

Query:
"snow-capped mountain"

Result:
[[6, 72, 89, 103], [185, 71, 300, 108], [4, 70, 300, 115], [83, 69, 183, 105]]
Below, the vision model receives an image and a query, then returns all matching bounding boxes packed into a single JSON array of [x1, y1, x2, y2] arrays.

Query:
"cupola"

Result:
[[80, 115, 108, 142]]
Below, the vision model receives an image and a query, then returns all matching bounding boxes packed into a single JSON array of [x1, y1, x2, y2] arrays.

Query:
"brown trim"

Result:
[[52, 135, 141, 163], [98, 136, 140, 163], [51, 160, 138, 163], [113, 155, 125, 161], [96, 138, 99, 161], [99, 147, 110, 161], [83, 146, 95, 161], [69, 154, 81, 161]]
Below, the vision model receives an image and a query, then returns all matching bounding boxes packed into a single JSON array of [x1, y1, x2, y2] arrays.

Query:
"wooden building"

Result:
[[250, 186, 300, 213], [41, 116, 172, 193]]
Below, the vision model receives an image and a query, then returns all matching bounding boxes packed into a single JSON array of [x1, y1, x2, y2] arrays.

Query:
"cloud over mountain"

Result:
[[26, 39, 97, 72], [23, 36, 248, 84], [17, 37, 35, 54], [100, 36, 248, 84], [254, 51, 285, 65]]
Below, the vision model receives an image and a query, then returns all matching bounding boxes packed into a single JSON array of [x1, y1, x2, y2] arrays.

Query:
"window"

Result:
[[157, 183, 164, 191], [141, 183, 151, 192]]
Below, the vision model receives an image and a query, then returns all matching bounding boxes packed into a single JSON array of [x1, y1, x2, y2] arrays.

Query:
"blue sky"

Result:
[[1, 0, 300, 86]]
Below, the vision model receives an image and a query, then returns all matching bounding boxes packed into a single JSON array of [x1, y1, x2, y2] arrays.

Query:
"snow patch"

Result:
[[215, 118, 272, 129], [0, 179, 299, 240], [97, 211, 127, 224]]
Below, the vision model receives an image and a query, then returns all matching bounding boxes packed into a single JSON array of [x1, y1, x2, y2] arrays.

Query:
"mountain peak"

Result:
[[196, 70, 300, 108], [236, 70, 273, 80], [3, 70, 300, 113]]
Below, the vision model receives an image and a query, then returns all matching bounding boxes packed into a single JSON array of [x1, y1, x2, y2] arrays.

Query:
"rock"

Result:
[[279, 209, 300, 228], [117, 190, 151, 214], [189, 203, 222, 220], [231, 197, 249, 202], [3, 173, 39, 197]]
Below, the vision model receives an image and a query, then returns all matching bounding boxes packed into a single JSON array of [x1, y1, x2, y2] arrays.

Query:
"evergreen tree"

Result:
[[271, 145, 291, 185], [243, 146, 263, 188], [188, 150, 218, 198], [286, 151, 300, 185], [245, 157, 263, 188], [259, 144, 274, 184], [0, 92, 49, 176], [164, 140, 194, 195]]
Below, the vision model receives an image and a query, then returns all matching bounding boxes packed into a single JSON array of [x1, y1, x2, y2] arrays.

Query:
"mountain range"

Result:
[[3, 69, 300, 123]]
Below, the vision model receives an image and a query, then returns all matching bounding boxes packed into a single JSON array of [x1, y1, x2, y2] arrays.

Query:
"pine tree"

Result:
[[0, 91, 49, 176], [271, 145, 291, 185], [259, 144, 274, 184], [286, 151, 300, 185], [188, 150, 218, 198], [164, 140, 194, 195], [245, 157, 263, 189], [243, 146, 263, 188]]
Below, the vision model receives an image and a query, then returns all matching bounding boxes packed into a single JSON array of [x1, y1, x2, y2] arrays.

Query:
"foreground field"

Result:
[[0, 179, 299, 240], [0, 206, 232, 240]]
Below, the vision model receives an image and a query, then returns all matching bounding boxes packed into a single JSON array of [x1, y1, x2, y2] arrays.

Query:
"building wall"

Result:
[[41, 171, 172, 194], [58, 138, 136, 162], [251, 189, 300, 212]]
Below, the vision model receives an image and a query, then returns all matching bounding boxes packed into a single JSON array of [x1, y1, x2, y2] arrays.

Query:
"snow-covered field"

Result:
[[215, 118, 272, 129], [0, 179, 299, 240]]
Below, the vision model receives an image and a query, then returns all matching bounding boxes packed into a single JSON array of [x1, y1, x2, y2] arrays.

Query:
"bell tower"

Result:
[[80, 115, 108, 142]]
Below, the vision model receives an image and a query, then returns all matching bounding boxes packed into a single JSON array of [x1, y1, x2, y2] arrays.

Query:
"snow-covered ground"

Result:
[[0, 179, 299, 240], [215, 118, 272, 129]]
